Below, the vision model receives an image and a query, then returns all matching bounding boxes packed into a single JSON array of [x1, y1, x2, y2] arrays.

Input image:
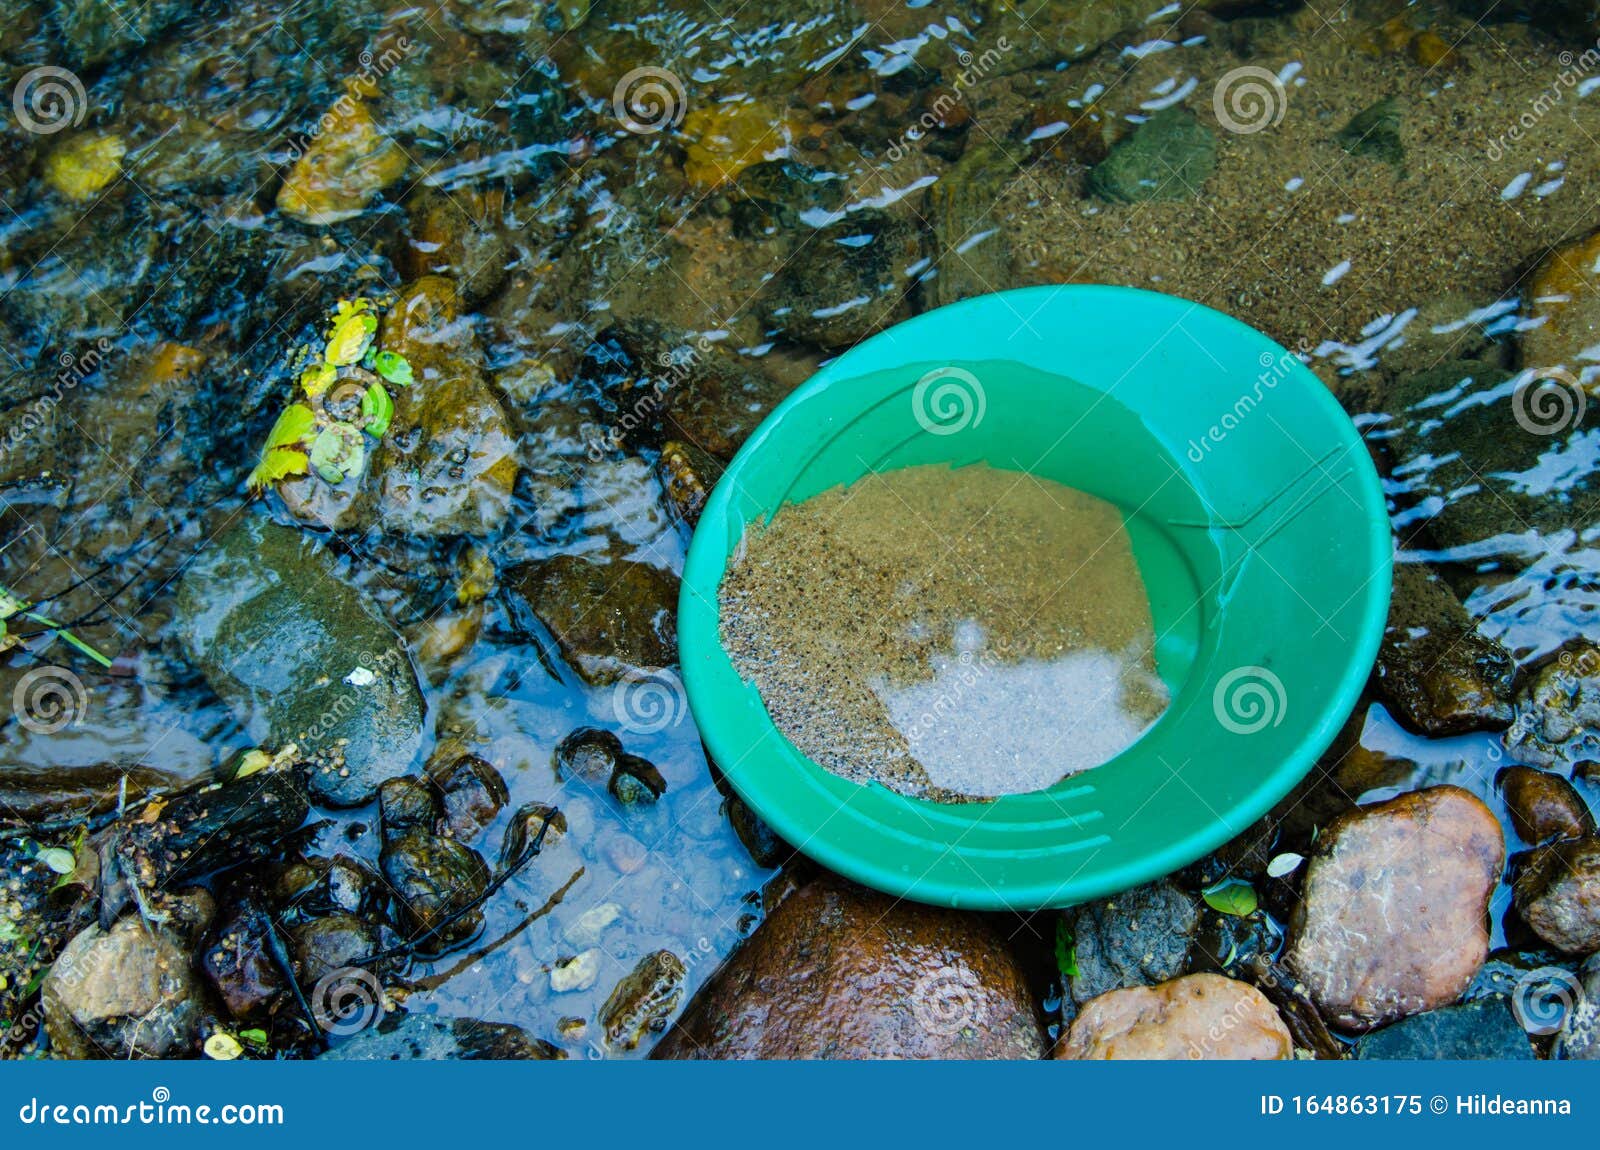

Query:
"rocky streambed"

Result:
[[2, 0, 1600, 1060]]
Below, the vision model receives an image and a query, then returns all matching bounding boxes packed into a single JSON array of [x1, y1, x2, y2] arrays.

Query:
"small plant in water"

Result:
[[247, 296, 413, 491], [0, 583, 113, 668]]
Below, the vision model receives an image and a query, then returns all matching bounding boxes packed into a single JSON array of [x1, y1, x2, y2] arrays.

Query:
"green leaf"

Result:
[[0, 587, 26, 620], [34, 846, 75, 875], [325, 311, 378, 367], [360, 382, 394, 437], [263, 403, 317, 451], [248, 448, 310, 491], [310, 423, 366, 484], [1202, 878, 1259, 918], [0, 918, 20, 943], [1054, 918, 1078, 979], [372, 351, 413, 387], [238, 1028, 269, 1047]]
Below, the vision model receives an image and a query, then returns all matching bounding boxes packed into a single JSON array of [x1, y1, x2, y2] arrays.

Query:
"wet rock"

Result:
[[319, 1013, 562, 1060], [654, 874, 1045, 1059], [1357, 998, 1534, 1060], [202, 900, 286, 1022], [373, 278, 518, 536], [0, 763, 185, 825], [380, 830, 491, 948], [379, 776, 440, 837], [992, 0, 1176, 72], [1086, 109, 1216, 203], [655, 439, 723, 528], [725, 793, 788, 868], [500, 802, 567, 868], [924, 141, 1018, 309], [609, 751, 667, 805], [1514, 836, 1600, 954], [550, 949, 602, 993], [428, 754, 509, 841], [1501, 766, 1595, 844], [1523, 230, 1600, 377], [1555, 956, 1600, 1060], [1063, 879, 1200, 1006], [1338, 97, 1404, 165], [402, 188, 510, 304], [511, 556, 678, 685], [50, 0, 187, 65], [601, 950, 687, 1051], [43, 132, 126, 202], [43, 917, 207, 1059], [1507, 645, 1600, 769], [554, 728, 623, 785], [1375, 563, 1516, 736], [1286, 786, 1504, 1030], [681, 99, 798, 190], [174, 515, 427, 807], [760, 211, 921, 349], [277, 98, 407, 225], [294, 913, 381, 983], [1057, 973, 1293, 1060]]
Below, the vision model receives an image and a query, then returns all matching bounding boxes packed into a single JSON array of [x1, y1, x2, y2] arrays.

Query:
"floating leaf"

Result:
[[248, 448, 310, 491], [1054, 918, 1079, 979], [264, 403, 316, 450], [1202, 878, 1259, 918], [310, 423, 366, 484], [372, 350, 413, 387], [360, 382, 394, 437], [250, 402, 318, 487], [234, 749, 271, 780], [300, 361, 337, 397], [1266, 852, 1305, 879], [35, 846, 75, 875], [325, 310, 378, 367], [204, 1032, 244, 1060]]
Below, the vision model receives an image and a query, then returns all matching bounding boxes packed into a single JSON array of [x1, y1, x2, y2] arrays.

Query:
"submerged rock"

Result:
[[1375, 563, 1516, 736], [51, 0, 187, 65], [1521, 230, 1599, 376], [1086, 109, 1216, 203], [43, 132, 126, 202], [923, 141, 1017, 309], [1500, 766, 1595, 844], [43, 916, 208, 1059], [1057, 973, 1293, 1060], [1062, 879, 1199, 1006], [1555, 957, 1600, 1060], [428, 754, 509, 842], [759, 210, 921, 349], [1514, 836, 1600, 954], [601, 950, 687, 1051], [174, 515, 427, 807], [511, 555, 678, 685], [277, 98, 407, 226], [653, 874, 1045, 1059], [1355, 998, 1533, 1060], [380, 830, 491, 947], [1286, 786, 1504, 1030], [319, 1013, 563, 1060], [1506, 645, 1600, 769], [1338, 97, 1405, 165], [655, 439, 723, 528]]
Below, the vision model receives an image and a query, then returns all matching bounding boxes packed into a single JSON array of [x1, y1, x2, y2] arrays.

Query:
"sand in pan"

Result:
[[718, 463, 1168, 802]]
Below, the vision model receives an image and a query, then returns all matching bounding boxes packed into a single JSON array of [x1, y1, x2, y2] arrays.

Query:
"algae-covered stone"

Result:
[[1338, 97, 1404, 165], [510, 555, 678, 685], [43, 132, 125, 201], [924, 141, 1019, 309], [759, 210, 922, 348], [1086, 109, 1216, 203], [277, 99, 406, 226], [1522, 230, 1600, 377], [51, 0, 187, 65], [655, 439, 723, 528], [174, 515, 427, 807]]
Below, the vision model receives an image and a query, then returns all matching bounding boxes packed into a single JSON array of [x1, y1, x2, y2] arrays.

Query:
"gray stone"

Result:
[[1065, 879, 1199, 1005], [1355, 999, 1534, 1060], [319, 1013, 562, 1060], [1087, 109, 1216, 204]]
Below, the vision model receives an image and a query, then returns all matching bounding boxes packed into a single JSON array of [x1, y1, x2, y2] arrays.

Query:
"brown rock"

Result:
[[43, 917, 207, 1059], [1056, 973, 1293, 1060], [511, 555, 678, 685], [1286, 786, 1504, 1031], [652, 874, 1044, 1059], [277, 99, 406, 226], [1523, 230, 1600, 374], [1375, 563, 1516, 736], [1500, 766, 1595, 844], [1515, 836, 1600, 954]]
